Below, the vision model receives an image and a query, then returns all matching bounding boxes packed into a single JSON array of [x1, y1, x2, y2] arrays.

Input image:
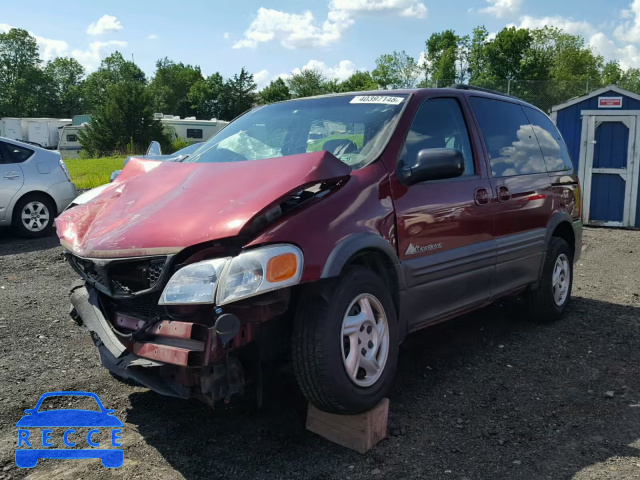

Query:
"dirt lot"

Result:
[[0, 227, 639, 480]]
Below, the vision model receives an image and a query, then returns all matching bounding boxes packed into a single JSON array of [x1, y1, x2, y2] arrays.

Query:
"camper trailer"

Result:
[[27, 119, 72, 148], [58, 125, 85, 159], [160, 115, 229, 143]]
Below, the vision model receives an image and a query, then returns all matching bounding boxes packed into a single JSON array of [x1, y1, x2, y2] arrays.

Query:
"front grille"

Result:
[[113, 294, 165, 321], [68, 254, 171, 297]]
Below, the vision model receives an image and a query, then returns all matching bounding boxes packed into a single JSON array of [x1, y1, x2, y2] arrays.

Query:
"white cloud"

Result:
[[615, 0, 640, 43], [514, 12, 640, 70], [292, 59, 359, 81], [479, 0, 522, 18], [147, 33, 159, 40], [515, 15, 596, 37], [72, 40, 127, 71], [33, 35, 69, 61], [590, 32, 640, 70], [254, 69, 270, 88], [0, 23, 69, 62], [224, 32, 230, 39], [233, 8, 350, 49], [329, 0, 427, 17], [234, 1, 426, 49], [87, 15, 123, 35]]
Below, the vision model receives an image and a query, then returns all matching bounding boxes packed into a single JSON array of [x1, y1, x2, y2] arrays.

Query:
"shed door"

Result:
[[581, 115, 639, 227]]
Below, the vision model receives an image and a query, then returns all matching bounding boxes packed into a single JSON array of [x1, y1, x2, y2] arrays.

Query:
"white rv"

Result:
[[57, 125, 85, 159], [159, 115, 229, 143]]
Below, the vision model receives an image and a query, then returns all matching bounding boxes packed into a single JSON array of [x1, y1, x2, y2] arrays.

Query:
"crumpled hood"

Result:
[[56, 152, 351, 258]]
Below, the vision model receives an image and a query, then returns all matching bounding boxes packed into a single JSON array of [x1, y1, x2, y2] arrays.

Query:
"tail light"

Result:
[[59, 158, 71, 182]]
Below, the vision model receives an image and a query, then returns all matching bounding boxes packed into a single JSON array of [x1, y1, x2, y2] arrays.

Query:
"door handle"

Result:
[[474, 187, 491, 205], [497, 186, 511, 202], [4, 172, 20, 180]]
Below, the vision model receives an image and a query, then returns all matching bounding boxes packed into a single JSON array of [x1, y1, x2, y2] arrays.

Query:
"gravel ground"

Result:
[[0, 227, 639, 480]]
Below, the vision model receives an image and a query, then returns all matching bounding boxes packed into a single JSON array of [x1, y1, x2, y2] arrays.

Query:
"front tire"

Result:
[[292, 268, 399, 414], [523, 237, 573, 323]]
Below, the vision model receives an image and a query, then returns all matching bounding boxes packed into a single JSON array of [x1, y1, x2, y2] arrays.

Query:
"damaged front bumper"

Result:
[[70, 283, 244, 404]]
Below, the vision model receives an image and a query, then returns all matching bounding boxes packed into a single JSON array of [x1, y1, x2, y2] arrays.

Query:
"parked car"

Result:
[[0, 137, 76, 237], [56, 86, 582, 414]]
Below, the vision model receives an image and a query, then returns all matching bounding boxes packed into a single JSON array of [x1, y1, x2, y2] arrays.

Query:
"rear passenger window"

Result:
[[522, 106, 573, 172], [400, 97, 475, 176], [469, 97, 546, 177], [3, 143, 34, 163]]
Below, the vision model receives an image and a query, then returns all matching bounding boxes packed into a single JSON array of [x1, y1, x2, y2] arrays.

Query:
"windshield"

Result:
[[185, 94, 408, 169], [176, 142, 204, 156]]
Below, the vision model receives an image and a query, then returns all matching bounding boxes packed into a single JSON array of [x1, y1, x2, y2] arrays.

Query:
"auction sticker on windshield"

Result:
[[350, 95, 405, 105]]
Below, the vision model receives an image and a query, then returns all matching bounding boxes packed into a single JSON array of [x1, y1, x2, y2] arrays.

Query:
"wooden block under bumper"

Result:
[[306, 398, 389, 454]]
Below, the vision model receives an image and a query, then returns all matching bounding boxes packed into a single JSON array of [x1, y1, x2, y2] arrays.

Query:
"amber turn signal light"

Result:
[[267, 253, 298, 282]]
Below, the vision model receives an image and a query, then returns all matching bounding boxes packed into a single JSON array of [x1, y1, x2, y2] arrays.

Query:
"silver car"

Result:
[[0, 137, 76, 238]]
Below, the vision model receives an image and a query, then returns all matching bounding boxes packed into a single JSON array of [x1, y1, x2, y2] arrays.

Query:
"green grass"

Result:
[[65, 157, 126, 189], [306, 133, 365, 152]]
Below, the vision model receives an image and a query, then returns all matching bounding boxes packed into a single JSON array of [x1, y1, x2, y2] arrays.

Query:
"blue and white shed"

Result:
[[551, 85, 640, 227]]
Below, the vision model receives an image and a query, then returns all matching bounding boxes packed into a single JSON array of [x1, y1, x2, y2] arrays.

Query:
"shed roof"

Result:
[[551, 85, 640, 112]]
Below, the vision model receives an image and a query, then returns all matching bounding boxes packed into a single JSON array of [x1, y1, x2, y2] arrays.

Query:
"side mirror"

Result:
[[398, 148, 465, 185], [146, 141, 162, 156], [24, 409, 36, 414]]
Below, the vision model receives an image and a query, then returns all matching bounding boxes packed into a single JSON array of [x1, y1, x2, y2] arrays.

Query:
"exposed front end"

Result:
[[66, 243, 300, 406]]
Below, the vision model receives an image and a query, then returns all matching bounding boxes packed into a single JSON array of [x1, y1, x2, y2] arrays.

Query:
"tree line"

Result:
[[2, 25, 640, 154]]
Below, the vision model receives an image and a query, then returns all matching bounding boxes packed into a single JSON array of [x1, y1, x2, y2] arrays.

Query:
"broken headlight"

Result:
[[159, 257, 229, 305], [158, 245, 304, 306], [216, 244, 304, 305]]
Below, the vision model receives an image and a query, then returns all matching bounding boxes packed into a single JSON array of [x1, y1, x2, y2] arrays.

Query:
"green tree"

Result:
[[259, 77, 291, 104], [219, 67, 257, 119], [339, 71, 378, 92], [372, 51, 421, 89], [425, 30, 460, 85], [83, 52, 146, 112], [149, 58, 204, 118], [601, 60, 623, 86], [0, 28, 43, 116], [287, 69, 327, 98], [79, 82, 169, 156], [188, 72, 226, 119], [483, 27, 533, 82], [620, 68, 640, 93], [468, 26, 489, 83], [44, 57, 85, 117]]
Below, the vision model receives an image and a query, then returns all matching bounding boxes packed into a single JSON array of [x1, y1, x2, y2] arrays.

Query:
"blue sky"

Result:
[[2, 0, 640, 88]]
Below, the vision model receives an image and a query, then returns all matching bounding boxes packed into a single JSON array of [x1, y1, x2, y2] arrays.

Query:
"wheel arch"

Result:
[[321, 233, 405, 313], [11, 190, 58, 223], [546, 213, 576, 255]]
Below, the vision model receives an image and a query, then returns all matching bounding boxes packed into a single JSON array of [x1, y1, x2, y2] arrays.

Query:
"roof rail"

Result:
[[449, 83, 519, 100]]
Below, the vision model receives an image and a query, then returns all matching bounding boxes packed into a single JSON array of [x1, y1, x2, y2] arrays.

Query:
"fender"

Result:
[[321, 233, 406, 291]]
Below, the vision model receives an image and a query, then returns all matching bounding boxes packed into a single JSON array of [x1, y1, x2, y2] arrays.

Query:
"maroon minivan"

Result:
[[57, 86, 582, 414]]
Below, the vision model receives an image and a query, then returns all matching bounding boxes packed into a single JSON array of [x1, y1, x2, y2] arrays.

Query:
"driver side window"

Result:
[[400, 98, 475, 176]]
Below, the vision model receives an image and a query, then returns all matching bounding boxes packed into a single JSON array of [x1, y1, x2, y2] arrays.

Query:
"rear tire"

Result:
[[11, 194, 56, 238], [523, 237, 573, 323], [292, 267, 399, 414]]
